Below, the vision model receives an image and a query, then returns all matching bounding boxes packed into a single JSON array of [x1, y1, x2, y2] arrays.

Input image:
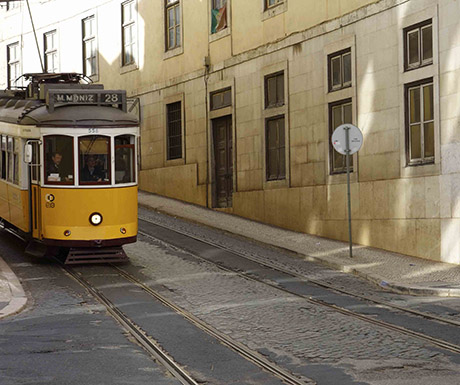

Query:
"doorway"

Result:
[[212, 116, 233, 208]]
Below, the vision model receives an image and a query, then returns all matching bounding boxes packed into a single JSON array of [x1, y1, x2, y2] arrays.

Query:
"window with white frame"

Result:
[[406, 80, 434, 165], [7, 42, 20, 89], [122, 0, 137, 66], [165, 0, 181, 50], [44, 30, 58, 73], [82, 16, 97, 77], [6, 1, 19, 10], [404, 20, 433, 71]]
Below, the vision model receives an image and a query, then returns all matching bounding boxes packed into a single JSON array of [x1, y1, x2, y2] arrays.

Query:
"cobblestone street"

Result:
[[123, 208, 460, 384]]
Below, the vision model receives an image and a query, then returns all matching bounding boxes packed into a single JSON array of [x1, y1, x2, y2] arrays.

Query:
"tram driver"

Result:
[[46, 152, 70, 182]]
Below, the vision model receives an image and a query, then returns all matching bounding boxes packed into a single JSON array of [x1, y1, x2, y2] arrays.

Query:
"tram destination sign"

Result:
[[47, 89, 127, 112]]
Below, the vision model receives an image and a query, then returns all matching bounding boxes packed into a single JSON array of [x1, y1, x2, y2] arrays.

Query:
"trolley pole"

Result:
[[26, 0, 45, 73], [345, 126, 353, 258]]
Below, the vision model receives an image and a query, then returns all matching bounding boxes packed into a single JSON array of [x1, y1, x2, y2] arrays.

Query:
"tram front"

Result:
[[22, 75, 139, 264]]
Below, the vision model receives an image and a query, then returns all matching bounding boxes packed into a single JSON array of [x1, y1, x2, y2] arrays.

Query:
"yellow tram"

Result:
[[0, 73, 139, 263]]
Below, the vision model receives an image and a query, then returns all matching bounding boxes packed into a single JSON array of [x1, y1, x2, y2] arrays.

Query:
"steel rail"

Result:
[[137, 219, 460, 354], [60, 264, 200, 385], [138, 216, 460, 328], [112, 265, 315, 385]]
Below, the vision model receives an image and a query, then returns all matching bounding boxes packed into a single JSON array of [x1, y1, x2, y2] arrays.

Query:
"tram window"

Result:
[[31, 142, 40, 183], [13, 138, 19, 185], [115, 135, 135, 184], [0, 136, 5, 180], [44, 136, 74, 185], [79, 136, 110, 185], [13, 154, 18, 185], [7, 137, 13, 182]]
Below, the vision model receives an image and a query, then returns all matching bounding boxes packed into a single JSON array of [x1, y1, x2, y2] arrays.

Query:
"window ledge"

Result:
[[262, 2, 287, 21], [326, 87, 353, 103], [164, 46, 184, 60], [401, 162, 440, 178], [326, 163, 358, 185], [263, 105, 285, 118], [209, 27, 231, 43], [120, 63, 138, 75], [264, 178, 288, 190], [405, 61, 433, 73], [165, 158, 185, 167], [5, 10, 20, 16]]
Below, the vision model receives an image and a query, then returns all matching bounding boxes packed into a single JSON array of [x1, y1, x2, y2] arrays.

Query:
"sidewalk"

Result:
[[0, 256, 27, 320], [139, 190, 460, 297]]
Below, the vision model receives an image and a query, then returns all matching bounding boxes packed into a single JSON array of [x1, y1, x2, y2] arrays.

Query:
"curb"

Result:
[[260, 243, 460, 298], [0, 257, 27, 320], [139, 199, 460, 298]]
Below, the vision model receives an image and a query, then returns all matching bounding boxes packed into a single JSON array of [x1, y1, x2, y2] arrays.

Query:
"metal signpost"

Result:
[[331, 124, 363, 258]]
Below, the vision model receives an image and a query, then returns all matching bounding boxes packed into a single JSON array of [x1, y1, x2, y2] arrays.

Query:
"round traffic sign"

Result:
[[331, 124, 363, 155]]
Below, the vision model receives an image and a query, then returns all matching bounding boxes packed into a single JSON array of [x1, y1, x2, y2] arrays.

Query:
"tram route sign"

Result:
[[46, 89, 127, 113]]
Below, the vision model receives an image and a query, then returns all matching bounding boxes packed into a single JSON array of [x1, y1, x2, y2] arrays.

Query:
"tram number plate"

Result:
[[88, 128, 99, 134], [103, 93, 122, 104]]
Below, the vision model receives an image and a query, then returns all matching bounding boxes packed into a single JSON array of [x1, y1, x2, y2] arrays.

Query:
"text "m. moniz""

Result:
[[55, 94, 96, 103]]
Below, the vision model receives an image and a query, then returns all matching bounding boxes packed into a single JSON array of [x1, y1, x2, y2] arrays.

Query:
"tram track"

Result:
[[60, 263, 201, 385], [137, 216, 460, 355], [112, 265, 315, 385], [60, 261, 314, 385]]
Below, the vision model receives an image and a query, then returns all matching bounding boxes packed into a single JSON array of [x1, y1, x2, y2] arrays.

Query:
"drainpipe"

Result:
[[204, 57, 210, 208]]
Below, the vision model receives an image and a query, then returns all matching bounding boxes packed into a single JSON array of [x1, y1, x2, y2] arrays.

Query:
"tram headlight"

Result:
[[89, 212, 103, 226]]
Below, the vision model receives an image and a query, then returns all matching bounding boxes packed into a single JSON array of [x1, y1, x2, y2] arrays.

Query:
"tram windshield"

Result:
[[115, 135, 135, 184], [78, 136, 110, 185], [44, 136, 74, 185]]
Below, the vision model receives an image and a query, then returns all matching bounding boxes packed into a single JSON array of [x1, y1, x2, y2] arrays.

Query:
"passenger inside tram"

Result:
[[81, 155, 105, 182]]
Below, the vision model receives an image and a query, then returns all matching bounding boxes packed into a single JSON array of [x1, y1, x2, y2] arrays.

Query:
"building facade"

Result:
[[1, 0, 460, 264]]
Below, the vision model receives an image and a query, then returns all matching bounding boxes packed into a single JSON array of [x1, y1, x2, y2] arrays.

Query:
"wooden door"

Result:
[[213, 116, 233, 208]]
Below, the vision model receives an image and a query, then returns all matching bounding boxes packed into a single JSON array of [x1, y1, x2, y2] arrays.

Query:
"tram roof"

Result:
[[0, 93, 138, 127], [0, 73, 138, 127]]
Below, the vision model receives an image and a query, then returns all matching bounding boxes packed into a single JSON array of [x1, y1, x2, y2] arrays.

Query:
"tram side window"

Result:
[[0, 136, 6, 180], [115, 135, 135, 184], [44, 136, 74, 185], [79, 136, 110, 185], [7, 137, 14, 183], [31, 142, 40, 183], [13, 138, 19, 185]]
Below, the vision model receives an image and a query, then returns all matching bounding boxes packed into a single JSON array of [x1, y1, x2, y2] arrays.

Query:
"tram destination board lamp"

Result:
[[331, 124, 363, 258]]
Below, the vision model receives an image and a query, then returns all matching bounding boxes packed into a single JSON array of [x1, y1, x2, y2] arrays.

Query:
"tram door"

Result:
[[212, 116, 233, 208], [29, 142, 41, 238]]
